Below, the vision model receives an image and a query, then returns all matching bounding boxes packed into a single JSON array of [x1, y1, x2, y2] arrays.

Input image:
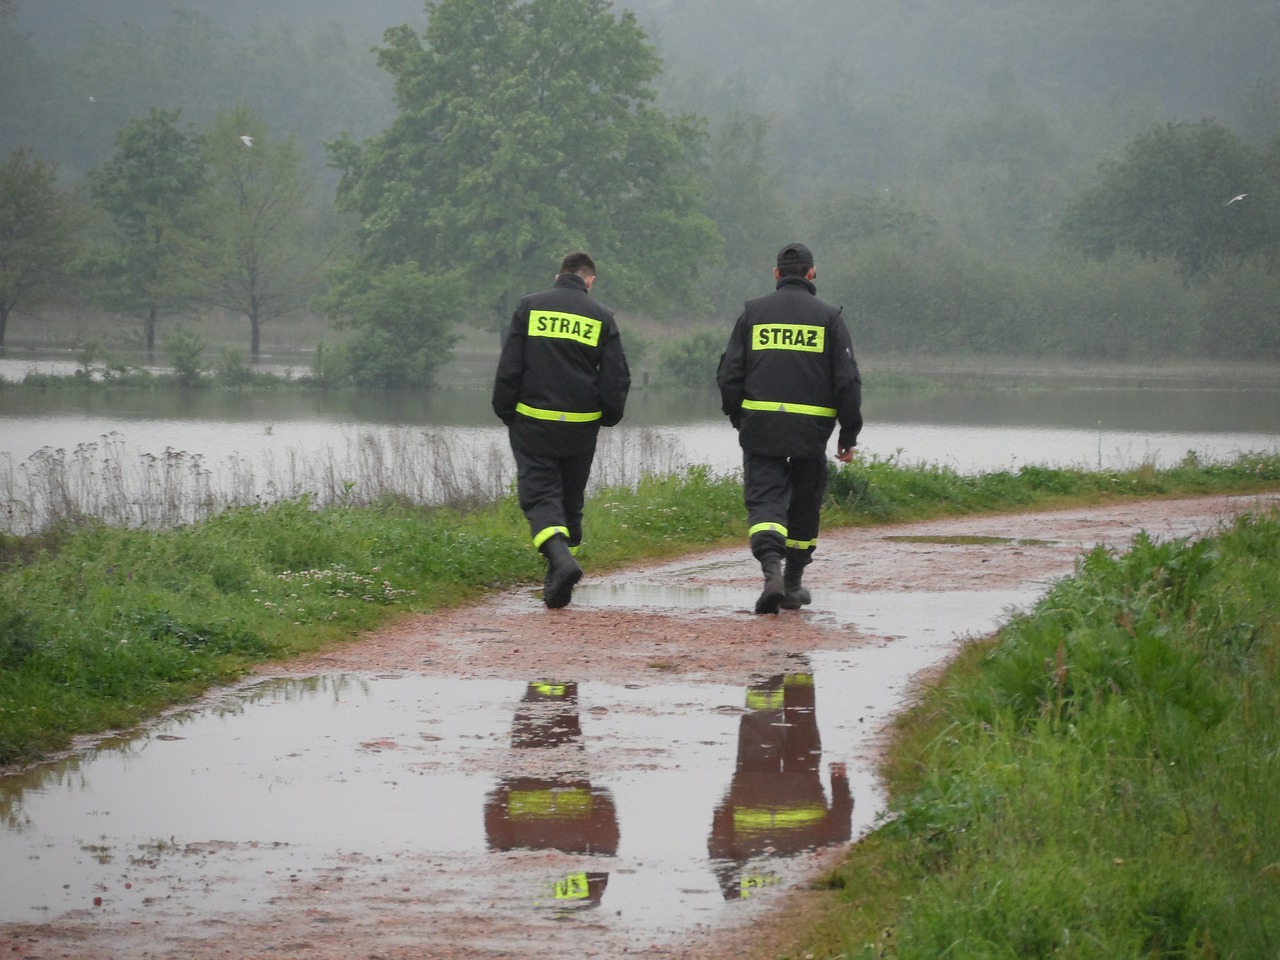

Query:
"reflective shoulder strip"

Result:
[[741, 399, 836, 418], [528, 310, 602, 346], [752, 324, 825, 352], [516, 402, 602, 423]]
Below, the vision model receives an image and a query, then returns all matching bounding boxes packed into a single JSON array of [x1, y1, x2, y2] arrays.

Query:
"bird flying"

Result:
[[1226, 193, 1248, 205], [240, 135, 254, 147]]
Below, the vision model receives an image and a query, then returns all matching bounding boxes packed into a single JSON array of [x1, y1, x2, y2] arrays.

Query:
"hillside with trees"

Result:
[[1, 0, 1278, 375]]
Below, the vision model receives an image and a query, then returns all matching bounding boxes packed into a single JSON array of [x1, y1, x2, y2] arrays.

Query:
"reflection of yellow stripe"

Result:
[[746, 689, 785, 711], [531, 682, 568, 698], [734, 804, 827, 834], [784, 674, 814, 688], [738, 873, 780, 899], [509, 788, 593, 820], [742, 399, 836, 417], [554, 872, 590, 900], [516, 402, 602, 423]]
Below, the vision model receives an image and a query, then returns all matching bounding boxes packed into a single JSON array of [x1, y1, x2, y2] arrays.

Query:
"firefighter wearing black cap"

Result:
[[717, 242, 862, 614], [493, 252, 631, 608]]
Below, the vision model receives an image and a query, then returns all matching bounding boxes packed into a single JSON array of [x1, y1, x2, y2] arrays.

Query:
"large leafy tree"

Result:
[[0, 148, 80, 351], [82, 108, 206, 355], [1059, 119, 1280, 275], [183, 106, 328, 358], [328, 0, 720, 328]]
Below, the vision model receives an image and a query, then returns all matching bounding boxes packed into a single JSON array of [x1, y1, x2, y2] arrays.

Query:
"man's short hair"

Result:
[[776, 242, 814, 277], [559, 251, 596, 277]]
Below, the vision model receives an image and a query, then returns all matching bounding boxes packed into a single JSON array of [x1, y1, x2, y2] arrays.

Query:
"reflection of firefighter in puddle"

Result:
[[709, 670, 853, 900], [484, 681, 618, 910]]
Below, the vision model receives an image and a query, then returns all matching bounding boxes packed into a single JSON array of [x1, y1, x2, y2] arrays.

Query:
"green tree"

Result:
[[183, 106, 328, 357], [319, 260, 464, 388], [1059, 119, 1280, 275], [0, 148, 80, 351], [700, 111, 793, 314], [328, 0, 720, 328], [82, 108, 206, 355]]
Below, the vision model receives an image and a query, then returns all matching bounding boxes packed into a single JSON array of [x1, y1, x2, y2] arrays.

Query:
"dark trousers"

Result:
[[742, 451, 829, 565], [509, 420, 599, 548]]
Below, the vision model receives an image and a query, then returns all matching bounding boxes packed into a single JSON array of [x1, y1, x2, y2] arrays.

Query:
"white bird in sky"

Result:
[[1226, 193, 1248, 205], [240, 135, 254, 147]]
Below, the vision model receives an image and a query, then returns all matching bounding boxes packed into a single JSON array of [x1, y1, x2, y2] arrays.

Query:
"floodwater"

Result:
[[0, 572, 1033, 939], [2, 358, 1278, 533]]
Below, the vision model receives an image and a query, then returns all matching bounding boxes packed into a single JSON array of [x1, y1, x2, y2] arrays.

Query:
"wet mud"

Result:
[[3, 493, 1275, 960]]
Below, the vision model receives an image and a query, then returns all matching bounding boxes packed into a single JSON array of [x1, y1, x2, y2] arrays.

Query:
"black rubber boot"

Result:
[[781, 560, 811, 610], [541, 534, 582, 609], [754, 555, 785, 615]]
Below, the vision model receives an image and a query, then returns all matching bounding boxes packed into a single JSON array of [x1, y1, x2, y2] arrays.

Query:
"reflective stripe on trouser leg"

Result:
[[743, 450, 792, 560], [784, 456, 829, 567], [510, 421, 598, 550]]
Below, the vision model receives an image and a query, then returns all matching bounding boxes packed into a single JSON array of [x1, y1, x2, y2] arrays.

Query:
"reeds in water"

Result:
[[1, 427, 688, 534]]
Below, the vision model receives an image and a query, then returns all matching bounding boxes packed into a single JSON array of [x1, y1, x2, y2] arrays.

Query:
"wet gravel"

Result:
[[4, 493, 1274, 960]]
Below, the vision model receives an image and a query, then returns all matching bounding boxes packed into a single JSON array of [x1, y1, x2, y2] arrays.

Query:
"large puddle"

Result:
[[0, 585, 1033, 947]]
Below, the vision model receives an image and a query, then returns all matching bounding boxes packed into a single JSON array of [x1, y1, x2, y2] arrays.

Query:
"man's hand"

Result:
[[835, 446, 855, 463]]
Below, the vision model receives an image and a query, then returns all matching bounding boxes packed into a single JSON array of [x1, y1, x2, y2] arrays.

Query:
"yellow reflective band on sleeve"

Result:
[[752, 324, 825, 352], [528, 310, 602, 346], [516, 402, 603, 423], [508, 788, 593, 821], [785, 537, 818, 550], [748, 522, 787, 539], [742, 399, 837, 418], [733, 804, 829, 835], [532, 526, 570, 550], [554, 872, 591, 901]]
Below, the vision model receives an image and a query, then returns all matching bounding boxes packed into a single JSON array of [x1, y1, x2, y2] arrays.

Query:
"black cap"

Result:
[[776, 242, 814, 268]]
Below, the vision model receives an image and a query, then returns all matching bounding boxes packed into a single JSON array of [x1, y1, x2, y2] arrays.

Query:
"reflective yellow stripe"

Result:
[[742, 399, 837, 417], [528, 310, 602, 346], [533, 526, 569, 550], [516, 402, 602, 423], [749, 522, 787, 539], [554, 872, 591, 901], [752, 324, 825, 352], [531, 682, 569, 698], [508, 788, 593, 820], [746, 688, 785, 711], [733, 804, 828, 834], [784, 673, 814, 688], [786, 537, 817, 550], [738, 873, 780, 898]]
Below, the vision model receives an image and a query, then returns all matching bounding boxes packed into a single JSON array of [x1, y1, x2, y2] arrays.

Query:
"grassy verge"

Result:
[[1, 453, 1278, 768], [800, 506, 1280, 958]]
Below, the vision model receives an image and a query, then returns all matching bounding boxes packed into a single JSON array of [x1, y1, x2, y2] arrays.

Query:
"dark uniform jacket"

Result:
[[717, 276, 862, 459], [492, 274, 630, 430]]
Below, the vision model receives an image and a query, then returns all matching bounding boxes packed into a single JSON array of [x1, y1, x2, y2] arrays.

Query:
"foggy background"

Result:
[[3, 0, 1278, 362]]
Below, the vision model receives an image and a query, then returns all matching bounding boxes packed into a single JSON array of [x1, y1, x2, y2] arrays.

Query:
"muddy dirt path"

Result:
[[4, 493, 1275, 960]]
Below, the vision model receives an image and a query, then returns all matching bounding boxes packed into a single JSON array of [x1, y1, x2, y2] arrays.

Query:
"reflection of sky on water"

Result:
[[0, 585, 1032, 935]]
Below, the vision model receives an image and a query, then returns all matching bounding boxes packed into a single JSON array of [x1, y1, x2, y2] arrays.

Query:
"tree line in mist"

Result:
[[1, 0, 1278, 382]]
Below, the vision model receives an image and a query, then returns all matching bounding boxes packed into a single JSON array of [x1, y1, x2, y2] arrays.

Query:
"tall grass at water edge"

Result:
[[0, 449, 1278, 769], [804, 509, 1280, 959]]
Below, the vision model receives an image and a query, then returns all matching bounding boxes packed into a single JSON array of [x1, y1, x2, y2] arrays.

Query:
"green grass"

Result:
[[804, 508, 1280, 959], [0, 453, 1278, 769]]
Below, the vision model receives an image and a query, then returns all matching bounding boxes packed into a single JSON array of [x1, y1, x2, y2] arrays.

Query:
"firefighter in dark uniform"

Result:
[[484, 681, 618, 912], [716, 242, 862, 614], [708, 669, 853, 900], [493, 252, 631, 608]]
